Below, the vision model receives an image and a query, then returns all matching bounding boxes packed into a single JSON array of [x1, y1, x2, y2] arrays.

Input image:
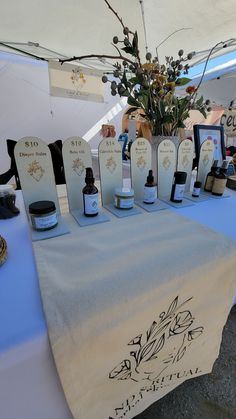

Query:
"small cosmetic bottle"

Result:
[[83, 167, 99, 217], [143, 170, 157, 204], [192, 181, 202, 197], [170, 171, 187, 203], [204, 160, 219, 192], [211, 160, 228, 196]]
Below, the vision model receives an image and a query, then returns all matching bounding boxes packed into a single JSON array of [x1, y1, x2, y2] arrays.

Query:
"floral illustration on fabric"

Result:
[[70, 68, 86, 90], [109, 296, 204, 383]]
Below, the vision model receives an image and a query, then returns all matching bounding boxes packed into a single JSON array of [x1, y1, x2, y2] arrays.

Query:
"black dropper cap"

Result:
[[211, 160, 219, 170], [220, 160, 229, 172], [146, 169, 154, 184], [85, 167, 95, 183]]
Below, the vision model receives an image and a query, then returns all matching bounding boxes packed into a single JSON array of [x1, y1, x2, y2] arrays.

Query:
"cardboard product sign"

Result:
[[197, 139, 214, 187], [220, 110, 236, 137], [63, 137, 92, 211], [14, 137, 60, 214], [98, 138, 123, 205], [157, 140, 177, 198], [177, 140, 194, 192], [131, 138, 152, 200]]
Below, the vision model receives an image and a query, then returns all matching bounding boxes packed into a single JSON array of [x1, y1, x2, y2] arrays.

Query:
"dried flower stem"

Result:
[[59, 53, 135, 65]]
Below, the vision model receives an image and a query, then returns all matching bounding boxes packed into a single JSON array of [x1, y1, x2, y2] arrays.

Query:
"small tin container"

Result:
[[114, 188, 134, 209], [29, 200, 58, 231]]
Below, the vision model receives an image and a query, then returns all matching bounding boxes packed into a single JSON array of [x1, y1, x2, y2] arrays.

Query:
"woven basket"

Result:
[[227, 175, 236, 190], [0, 235, 7, 266]]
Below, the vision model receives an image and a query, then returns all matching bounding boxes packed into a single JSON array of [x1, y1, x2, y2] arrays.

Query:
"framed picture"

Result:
[[193, 124, 226, 165]]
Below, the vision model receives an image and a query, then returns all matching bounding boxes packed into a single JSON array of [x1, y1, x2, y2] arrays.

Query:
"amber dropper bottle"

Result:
[[204, 160, 219, 192], [82, 167, 99, 217]]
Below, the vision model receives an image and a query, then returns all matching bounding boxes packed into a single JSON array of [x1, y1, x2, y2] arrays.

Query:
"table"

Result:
[[0, 189, 236, 419]]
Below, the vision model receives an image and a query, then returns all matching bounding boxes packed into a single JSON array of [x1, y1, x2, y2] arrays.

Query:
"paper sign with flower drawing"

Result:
[[203, 154, 210, 167], [70, 68, 86, 90], [106, 156, 117, 174], [181, 155, 190, 168], [27, 160, 45, 182], [162, 156, 171, 170], [137, 156, 146, 171], [72, 158, 85, 176]]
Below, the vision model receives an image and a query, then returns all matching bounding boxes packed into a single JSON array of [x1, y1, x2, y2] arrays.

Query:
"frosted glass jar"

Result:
[[114, 188, 134, 209]]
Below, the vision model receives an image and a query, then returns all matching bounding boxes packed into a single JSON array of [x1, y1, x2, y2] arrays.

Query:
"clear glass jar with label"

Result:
[[29, 200, 58, 231], [114, 188, 134, 209]]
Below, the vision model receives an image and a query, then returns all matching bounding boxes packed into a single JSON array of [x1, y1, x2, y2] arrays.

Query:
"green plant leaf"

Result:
[[121, 46, 135, 55], [196, 96, 204, 106], [176, 77, 192, 86], [132, 31, 139, 55], [125, 106, 139, 115], [128, 77, 139, 84], [127, 96, 140, 107]]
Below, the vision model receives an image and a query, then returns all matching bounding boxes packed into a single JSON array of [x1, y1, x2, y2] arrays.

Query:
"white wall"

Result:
[[0, 52, 125, 173]]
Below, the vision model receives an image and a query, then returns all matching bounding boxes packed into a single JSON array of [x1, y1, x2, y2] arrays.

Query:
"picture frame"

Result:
[[193, 124, 226, 166]]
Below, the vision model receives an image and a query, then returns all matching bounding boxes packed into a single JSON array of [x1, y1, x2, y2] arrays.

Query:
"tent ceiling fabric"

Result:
[[1, 0, 236, 65]]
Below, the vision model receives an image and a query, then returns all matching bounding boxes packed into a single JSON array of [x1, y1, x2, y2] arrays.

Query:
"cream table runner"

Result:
[[34, 210, 236, 419]]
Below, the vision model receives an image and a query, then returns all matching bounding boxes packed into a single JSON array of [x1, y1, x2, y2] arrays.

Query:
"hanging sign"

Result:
[[177, 139, 194, 192], [63, 137, 92, 211], [197, 139, 214, 186], [157, 140, 176, 198], [131, 137, 152, 200], [48, 61, 104, 102], [98, 138, 122, 205], [14, 137, 60, 214]]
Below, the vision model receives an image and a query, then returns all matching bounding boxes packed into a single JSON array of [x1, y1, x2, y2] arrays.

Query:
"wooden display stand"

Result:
[[130, 137, 152, 200], [157, 139, 177, 198]]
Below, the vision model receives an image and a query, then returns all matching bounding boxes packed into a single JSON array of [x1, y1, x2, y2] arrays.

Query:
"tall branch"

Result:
[[59, 53, 135, 65], [104, 0, 135, 35]]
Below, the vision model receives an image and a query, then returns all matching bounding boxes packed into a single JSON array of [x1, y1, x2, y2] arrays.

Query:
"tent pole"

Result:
[[0, 43, 47, 61]]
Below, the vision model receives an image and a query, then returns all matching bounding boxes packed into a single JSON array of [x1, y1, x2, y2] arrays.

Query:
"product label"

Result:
[[192, 187, 201, 197], [33, 213, 58, 229], [204, 175, 214, 191], [143, 186, 157, 203], [84, 193, 99, 214], [115, 197, 134, 209], [212, 178, 227, 195], [173, 184, 185, 201]]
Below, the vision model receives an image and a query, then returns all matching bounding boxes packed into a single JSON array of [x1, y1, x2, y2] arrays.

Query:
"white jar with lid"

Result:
[[114, 188, 134, 209]]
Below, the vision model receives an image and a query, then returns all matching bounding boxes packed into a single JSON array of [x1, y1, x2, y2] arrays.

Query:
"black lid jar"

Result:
[[29, 200, 58, 231], [170, 171, 187, 203]]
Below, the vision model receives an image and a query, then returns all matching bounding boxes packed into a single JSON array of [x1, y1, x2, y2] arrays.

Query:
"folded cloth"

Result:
[[34, 210, 236, 419]]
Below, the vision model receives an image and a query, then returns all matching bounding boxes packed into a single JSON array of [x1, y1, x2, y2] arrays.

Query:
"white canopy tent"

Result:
[[1, 0, 236, 65], [1, 0, 236, 172]]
